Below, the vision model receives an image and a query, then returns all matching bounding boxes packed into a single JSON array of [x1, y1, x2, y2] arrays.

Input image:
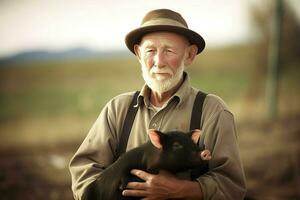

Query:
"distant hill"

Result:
[[0, 48, 129, 66]]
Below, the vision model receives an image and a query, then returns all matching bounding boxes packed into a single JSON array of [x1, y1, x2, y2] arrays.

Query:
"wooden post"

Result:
[[266, 0, 283, 120]]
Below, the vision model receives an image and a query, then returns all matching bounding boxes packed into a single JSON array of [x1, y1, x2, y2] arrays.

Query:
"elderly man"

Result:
[[69, 9, 246, 200]]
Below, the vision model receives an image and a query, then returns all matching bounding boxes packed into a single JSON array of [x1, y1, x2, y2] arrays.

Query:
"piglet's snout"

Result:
[[199, 150, 212, 160]]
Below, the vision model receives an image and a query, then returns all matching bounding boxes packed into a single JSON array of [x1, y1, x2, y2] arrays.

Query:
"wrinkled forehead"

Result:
[[139, 31, 190, 48]]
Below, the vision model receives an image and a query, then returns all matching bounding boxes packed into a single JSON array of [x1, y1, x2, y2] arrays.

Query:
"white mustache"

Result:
[[150, 65, 173, 75]]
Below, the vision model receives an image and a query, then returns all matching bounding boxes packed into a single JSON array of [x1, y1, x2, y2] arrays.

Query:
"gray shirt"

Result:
[[69, 73, 247, 200]]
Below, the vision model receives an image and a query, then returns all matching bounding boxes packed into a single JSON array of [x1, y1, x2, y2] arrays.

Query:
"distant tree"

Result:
[[246, 0, 300, 107]]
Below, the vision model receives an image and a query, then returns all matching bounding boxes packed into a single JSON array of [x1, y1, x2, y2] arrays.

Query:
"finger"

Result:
[[126, 181, 147, 190], [131, 169, 153, 181], [122, 189, 148, 197]]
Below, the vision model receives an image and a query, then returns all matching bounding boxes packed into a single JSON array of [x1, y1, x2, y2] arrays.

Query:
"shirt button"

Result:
[[153, 123, 157, 128]]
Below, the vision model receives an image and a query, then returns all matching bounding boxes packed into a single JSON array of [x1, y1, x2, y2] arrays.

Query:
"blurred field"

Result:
[[0, 45, 299, 200]]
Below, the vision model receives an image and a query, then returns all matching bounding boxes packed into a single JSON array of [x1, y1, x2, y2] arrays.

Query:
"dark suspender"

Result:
[[114, 91, 140, 160], [190, 91, 207, 131], [190, 91, 208, 179], [115, 90, 207, 161]]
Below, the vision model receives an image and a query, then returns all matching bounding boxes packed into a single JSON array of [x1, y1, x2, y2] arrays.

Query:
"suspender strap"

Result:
[[190, 91, 207, 131], [190, 91, 208, 179], [114, 91, 140, 160]]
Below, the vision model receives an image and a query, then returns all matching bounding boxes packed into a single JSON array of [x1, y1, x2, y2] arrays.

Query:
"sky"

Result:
[[0, 0, 299, 58]]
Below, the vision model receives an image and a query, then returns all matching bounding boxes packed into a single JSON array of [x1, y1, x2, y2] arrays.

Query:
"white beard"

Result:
[[141, 62, 185, 93]]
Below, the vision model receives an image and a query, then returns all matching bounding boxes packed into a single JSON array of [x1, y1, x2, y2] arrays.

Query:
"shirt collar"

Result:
[[137, 72, 191, 108]]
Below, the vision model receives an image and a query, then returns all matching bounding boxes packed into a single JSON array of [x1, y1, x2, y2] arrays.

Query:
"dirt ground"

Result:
[[0, 144, 74, 200], [238, 114, 300, 200]]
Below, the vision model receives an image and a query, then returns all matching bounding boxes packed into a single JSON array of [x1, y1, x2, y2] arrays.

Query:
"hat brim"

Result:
[[125, 25, 205, 55]]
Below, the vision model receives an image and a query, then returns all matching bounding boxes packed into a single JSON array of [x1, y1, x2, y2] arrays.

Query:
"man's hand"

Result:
[[122, 169, 203, 200]]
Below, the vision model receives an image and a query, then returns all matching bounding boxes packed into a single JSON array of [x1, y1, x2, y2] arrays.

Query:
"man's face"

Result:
[[134, 32, 192, 93]]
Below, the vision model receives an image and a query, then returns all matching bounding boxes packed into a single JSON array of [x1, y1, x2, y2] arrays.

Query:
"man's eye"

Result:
[[146, 49, 154, 53]]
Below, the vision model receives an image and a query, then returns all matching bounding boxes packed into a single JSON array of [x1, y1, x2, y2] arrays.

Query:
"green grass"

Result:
[[188, 69, 251, 100], [0, 48, 254, 121]]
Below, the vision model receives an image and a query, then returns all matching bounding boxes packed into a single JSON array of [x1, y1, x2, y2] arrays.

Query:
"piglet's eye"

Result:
[[172, 142, 183, 151]]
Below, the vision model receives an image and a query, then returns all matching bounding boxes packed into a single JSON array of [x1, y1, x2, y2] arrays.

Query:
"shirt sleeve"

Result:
[[68, 101, 118, 200], [197, 109, 247, 200]]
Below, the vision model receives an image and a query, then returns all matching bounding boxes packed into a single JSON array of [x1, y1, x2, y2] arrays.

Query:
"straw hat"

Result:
[[125, 9, 205, 55]]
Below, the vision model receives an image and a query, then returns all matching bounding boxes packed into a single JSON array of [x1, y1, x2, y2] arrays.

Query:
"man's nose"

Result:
[[153, 51, 166, 68]]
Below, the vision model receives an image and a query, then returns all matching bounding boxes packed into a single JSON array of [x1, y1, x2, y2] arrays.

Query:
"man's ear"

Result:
[[184, 44, 198, 66], [134, 44, 142, 60]]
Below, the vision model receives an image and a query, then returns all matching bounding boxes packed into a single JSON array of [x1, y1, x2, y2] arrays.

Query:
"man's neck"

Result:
[[150, 77, 184, 107]]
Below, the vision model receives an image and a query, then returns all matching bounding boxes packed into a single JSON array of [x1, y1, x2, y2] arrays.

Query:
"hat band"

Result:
[[141, 18, 187, 28]]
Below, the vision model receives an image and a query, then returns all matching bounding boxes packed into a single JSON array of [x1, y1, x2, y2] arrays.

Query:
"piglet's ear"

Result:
[[189, 129, 201, 144], [148, 129, 163, 149]]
